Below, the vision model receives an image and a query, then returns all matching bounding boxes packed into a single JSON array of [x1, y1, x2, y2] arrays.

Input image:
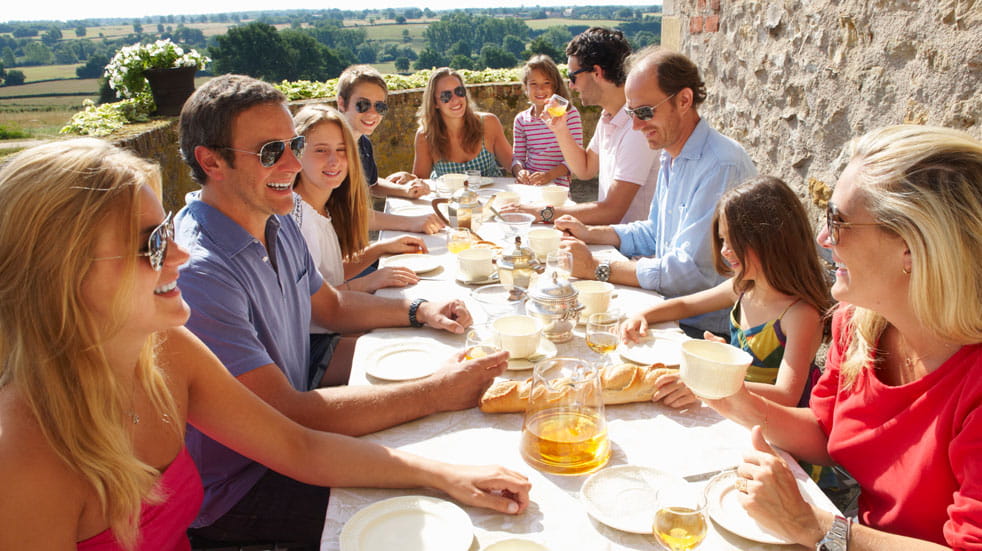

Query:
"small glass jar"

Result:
[[525, 269, 583, 343], [497, 236, 538, 292]]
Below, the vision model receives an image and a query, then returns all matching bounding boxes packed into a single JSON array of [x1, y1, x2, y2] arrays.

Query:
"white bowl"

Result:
[[679, 340, 753, 399], [471, 284, 527, 318]]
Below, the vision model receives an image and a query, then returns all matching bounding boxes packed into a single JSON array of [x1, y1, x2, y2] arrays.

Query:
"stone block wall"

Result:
[[664, 0, 981, 214], [112, 83, 601, 210]]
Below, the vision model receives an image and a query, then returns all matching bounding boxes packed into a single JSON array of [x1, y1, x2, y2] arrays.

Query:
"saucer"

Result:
[[455, 271, 499, 285], [507, 338, 558, 370]]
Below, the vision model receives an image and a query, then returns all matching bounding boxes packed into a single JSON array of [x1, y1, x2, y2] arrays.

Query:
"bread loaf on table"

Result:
[[479, 363, 676, 413]]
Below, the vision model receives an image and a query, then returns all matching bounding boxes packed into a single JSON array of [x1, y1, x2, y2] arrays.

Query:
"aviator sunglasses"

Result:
[[220, 136, 306, 168], [439, 86, 467, 103], [354, 98, 389, 115], [93, 212, 174, 271], [567, 66, 591, 84], [825, 202, 883, 245], [624, 92, 677, 121]]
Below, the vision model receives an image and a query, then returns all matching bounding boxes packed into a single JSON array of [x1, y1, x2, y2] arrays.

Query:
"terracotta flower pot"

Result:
[[144, 65, 197, 116]]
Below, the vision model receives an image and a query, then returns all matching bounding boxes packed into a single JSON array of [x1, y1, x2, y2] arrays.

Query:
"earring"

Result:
[[902, 267, 911, 275]]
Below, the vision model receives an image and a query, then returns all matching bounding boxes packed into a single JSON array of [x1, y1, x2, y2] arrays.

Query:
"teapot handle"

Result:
[[430, 198, 453, 227]]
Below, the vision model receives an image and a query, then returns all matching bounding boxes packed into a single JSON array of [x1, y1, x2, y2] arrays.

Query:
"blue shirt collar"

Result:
[[179, 194, 277, 258]]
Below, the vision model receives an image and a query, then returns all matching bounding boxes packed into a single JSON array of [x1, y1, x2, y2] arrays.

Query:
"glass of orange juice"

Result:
[[447, 228, 472, 254], [465, 323, 500, 360], [546, 94, 569, 118]]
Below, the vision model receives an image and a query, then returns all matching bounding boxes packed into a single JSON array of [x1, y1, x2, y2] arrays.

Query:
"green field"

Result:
[[11, 64, 82, 83], [525, 18, 621, 30]]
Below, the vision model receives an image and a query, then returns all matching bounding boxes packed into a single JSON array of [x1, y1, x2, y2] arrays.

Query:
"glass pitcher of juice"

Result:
[[520, 356, 610, 475]]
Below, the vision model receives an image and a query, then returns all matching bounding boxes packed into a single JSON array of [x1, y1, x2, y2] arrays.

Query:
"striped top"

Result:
[[431, 146, 502, 178], [511, 105, 584, 187]]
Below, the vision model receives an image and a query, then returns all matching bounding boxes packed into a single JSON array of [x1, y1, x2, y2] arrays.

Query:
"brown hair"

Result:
[[521, 54, 572, 102], [293, 105, 371, 259], [179, 74, 285, 184], [416, 67, 484, 160], [336, 64, 388, 107], [625, 45, 707, 107], [711, 176, 833, 322]]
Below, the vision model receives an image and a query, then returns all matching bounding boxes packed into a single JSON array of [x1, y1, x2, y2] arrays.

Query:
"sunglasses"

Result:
[[438, 86, 467, 104], [221, 136, 305, 168], [567, 66, 591, 84], [624, 93, 677, 121], [354, 98, 388, 115], [825, 202, 882, 245], [93, 212, 174, 271]]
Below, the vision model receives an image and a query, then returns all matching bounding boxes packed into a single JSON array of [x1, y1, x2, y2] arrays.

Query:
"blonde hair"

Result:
[[838, 125, 982, 382], [0, 138, 180, 549], [416, 67, 484, 160], [293, 104, 372, 259], [521, 54, 572, 103]]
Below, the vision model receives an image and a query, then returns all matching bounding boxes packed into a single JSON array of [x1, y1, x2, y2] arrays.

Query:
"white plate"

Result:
[[390, 205, 434, 217], [383, 253, 442, 274], [481, 538, 550, 551], [365, 341, 447, 381], [340, 495, 474, 551], [455, 271, 500, 285], [617, 330, 690, 366], [580, 465, 685, 534], [705, 470, 817, 544], [475, 187, 505, 198], [507, 338, 558, 370]]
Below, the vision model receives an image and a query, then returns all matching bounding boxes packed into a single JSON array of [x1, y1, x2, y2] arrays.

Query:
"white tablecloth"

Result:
[[321, 180, 836, 550]]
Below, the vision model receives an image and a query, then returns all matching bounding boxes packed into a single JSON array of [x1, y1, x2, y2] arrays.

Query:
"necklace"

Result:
[[128, 411, 140, 424]]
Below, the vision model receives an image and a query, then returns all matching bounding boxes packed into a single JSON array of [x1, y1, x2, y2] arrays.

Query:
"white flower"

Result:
[[104, 38, 210, 99]]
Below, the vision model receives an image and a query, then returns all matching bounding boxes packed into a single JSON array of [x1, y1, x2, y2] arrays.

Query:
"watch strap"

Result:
[[816, 515, 850, 551], [540, 205, 554, 223], [595, 261, 611, 282]]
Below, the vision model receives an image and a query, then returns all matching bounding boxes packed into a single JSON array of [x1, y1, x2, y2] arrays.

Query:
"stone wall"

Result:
[[111, 83, 602, 210], [662, 0, 981, 212]]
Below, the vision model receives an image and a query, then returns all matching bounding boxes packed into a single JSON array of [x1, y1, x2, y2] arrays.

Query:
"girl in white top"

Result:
[[292, 104, 426, 303]]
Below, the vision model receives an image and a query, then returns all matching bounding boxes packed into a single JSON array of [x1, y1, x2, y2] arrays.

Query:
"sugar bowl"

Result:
[[525, 269, 583, 343]]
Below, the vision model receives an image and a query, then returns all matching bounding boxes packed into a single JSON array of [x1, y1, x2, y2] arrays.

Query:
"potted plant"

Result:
[[104, 39, 210, 116]]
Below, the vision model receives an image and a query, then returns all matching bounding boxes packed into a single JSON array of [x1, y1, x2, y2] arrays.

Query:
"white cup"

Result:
[[526, 228, 562, 260], [457, 247, 494, 281], [679, 340, 753, 399], [540, 185, 568, 206], [439, 173, 467, 195], [493, 191, 521, 208], [492, 314, 542, 359], [572, 280, 615, 317]]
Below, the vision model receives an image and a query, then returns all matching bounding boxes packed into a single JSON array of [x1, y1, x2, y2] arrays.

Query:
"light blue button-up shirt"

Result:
[[613, 119, 757, 334]]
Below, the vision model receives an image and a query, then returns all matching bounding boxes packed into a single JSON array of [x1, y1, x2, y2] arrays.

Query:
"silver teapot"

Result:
[[525, 269, 583, 343], [497, 236, 540, 292], [431, 182, 482, 231]]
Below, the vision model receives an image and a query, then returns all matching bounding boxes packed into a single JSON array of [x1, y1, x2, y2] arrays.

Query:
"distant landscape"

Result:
[[0, 6, 660, 145]]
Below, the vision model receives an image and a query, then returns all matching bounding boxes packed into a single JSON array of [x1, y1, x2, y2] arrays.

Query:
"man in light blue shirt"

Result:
[[557, 46, 756, 336]]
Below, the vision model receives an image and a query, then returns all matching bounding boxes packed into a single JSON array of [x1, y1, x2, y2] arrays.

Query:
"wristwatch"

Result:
[[816, 515, 850, 551], [539, 205, 555, 223], [595, 261, 611, 282]]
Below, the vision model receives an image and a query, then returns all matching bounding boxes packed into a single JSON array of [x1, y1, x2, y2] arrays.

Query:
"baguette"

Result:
[[479, 363, 676, 413]]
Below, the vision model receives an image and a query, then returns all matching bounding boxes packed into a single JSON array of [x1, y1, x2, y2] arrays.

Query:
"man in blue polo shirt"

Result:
[[175, 74, 508, 546], [556, 46, 757, 337]]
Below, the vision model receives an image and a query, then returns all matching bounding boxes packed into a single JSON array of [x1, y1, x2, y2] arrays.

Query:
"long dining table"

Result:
[[320, 178, 839, 551]]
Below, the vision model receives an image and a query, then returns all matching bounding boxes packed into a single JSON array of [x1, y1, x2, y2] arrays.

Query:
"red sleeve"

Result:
[[945, 349, 982, 550], [809, 305, 852, 437]]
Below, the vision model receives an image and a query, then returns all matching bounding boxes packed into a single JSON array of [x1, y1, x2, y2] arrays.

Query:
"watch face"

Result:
[[595, 263, 611, 282], [540, 206, 554, 223]]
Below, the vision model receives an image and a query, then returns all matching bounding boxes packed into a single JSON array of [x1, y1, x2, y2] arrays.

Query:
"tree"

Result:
[[356, 43, 377, 64], [631, 31, 658, 49], [401, 29, 411, 43], [540, 26, 572, 52], [414, 47, 447, 71], [42, 27, 62, 46], [76, 54, 108, 79], [394, 56, 410, 72], [133, 21, 143, 34], [4, 70, 25, 86], [478, 44, 517, 69], [450, 54, 473, 70], [395, 15, 406, 24], [211, 22, 290, 80], [157, 23, 165, 33], [23, 42, 53, 65], [3, 47, 15, 68], [502, 34, 525, 58], [523, 36, 562, 61], [53, 45, 77, 64], [449, 40, 470, 58]]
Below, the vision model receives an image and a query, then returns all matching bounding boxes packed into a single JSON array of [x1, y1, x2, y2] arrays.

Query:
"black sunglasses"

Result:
[[355, 98, 388, 115], [93, 212, 174, 271], [221, 136, 305, 168], [825, 202, 882, 245], [439, 86, 467, 103], [624, 93, 677, 121], [567, 66, 591, 84]]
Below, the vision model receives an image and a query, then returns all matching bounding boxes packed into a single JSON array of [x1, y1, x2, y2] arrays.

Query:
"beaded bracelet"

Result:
[[408, 297, 428, 328]]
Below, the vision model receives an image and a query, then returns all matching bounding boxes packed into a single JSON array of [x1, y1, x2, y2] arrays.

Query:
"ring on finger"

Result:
[[734, 477, 748, 493]]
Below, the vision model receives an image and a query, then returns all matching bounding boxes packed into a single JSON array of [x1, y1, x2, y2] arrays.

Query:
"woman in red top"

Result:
[[707, 125, 982, 550], [0, 139, 530, 550]]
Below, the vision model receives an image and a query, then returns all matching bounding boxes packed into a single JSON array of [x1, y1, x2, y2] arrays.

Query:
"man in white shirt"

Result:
[[505, 27, 659, 226]]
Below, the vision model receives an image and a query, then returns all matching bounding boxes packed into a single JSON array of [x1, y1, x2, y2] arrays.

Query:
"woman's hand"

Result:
[[736, 426, 824, 546], [409, 213, 445, 234], [437, 463, 531, 515], [406, 179, 431, 198], [515, 169, 532, 185], [650, 370, 700, 409], [350, 267, 419, 292], [381, 235, 428, 255], [621, 314, 648, 344], [527, 171, 552, 186]]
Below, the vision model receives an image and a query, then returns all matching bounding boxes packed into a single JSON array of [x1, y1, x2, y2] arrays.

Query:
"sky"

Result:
[[3, 1, 660, 24]]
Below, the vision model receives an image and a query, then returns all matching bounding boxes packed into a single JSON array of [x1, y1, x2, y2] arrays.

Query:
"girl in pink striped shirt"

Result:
[[511, 55, 584, 187]]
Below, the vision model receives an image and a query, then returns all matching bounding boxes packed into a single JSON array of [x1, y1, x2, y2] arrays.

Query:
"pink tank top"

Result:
[[77, 447, 203, 551]]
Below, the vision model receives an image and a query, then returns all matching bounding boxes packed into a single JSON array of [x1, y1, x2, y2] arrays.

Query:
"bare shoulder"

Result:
[[782, 300, 823, 334], [0, 391, 86, 543], [480, 111, 504, 129]]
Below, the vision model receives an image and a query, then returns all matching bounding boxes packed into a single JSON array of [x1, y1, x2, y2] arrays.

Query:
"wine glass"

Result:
[[545, 249, 573, 279], [465, 323, 500, 360], [653, 482, 708, 551], [585, 312, 619, 366]]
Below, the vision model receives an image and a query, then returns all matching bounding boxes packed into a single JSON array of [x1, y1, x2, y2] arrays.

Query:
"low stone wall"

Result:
[[107, 83, 602, 212], [663, 0, 982, 213]]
